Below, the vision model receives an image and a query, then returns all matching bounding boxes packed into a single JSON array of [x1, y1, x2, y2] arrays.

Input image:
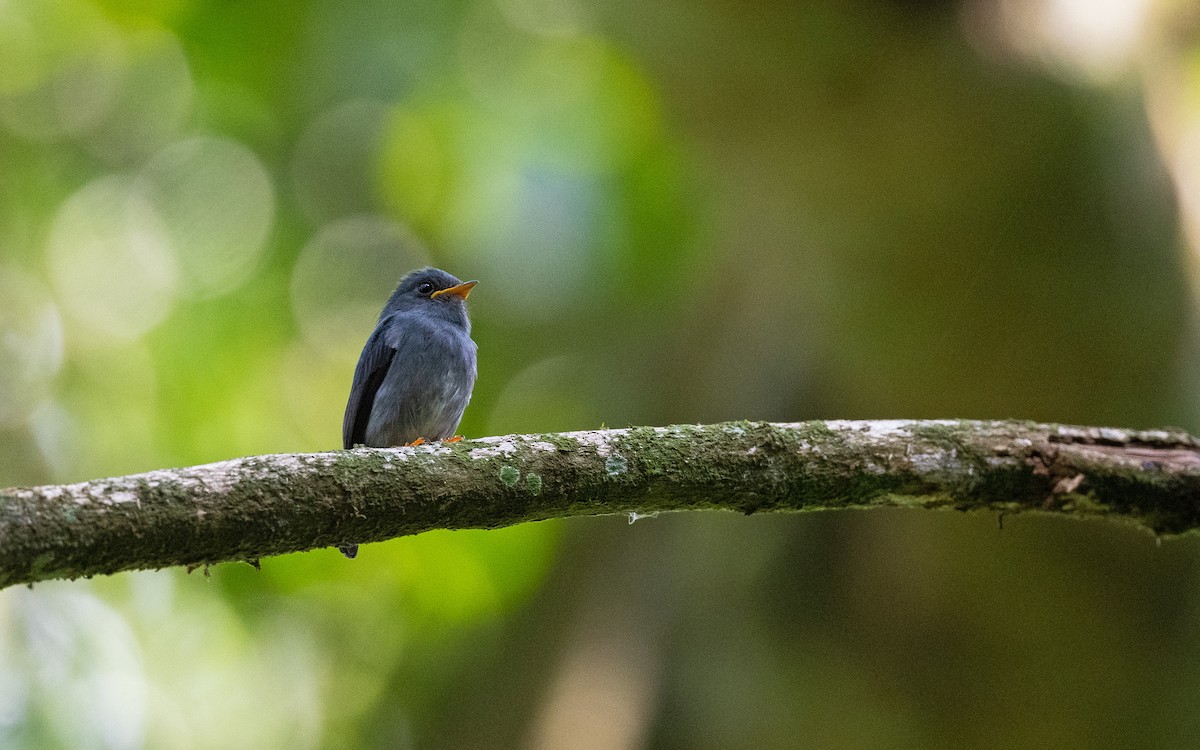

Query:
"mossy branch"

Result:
[[2, 420, 1199, 588]]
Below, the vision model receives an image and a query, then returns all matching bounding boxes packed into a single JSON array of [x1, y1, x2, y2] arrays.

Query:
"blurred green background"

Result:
[[2, 0, 1200, 747]]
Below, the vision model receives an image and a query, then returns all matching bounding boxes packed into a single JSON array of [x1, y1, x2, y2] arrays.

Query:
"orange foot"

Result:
[[405, 438, 426, 447], [443, 435, 464, 443]]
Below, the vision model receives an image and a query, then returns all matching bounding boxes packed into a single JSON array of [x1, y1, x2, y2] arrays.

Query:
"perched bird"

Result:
[[339, 267, 478, 558]]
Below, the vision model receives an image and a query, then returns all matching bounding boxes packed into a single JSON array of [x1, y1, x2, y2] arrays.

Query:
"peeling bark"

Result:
[[1, 420, 1198, 589]]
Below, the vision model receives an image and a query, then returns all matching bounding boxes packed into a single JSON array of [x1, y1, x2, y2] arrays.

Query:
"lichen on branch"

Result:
[[1, 420, 1198, 589]]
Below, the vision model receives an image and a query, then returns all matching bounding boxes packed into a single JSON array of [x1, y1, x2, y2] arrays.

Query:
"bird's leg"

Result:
[[443, 436, 464, 443], [405, 438, 426, 447]]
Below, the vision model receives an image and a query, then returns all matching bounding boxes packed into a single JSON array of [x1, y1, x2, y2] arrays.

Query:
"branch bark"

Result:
[[2, 420, 1199, 589]]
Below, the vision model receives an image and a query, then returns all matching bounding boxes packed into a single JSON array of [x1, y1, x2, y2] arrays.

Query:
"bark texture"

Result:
[[2, 420, 1198, 589]]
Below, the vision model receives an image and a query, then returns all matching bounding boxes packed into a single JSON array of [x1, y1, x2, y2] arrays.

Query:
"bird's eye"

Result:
[[417, 281, 435, 295]]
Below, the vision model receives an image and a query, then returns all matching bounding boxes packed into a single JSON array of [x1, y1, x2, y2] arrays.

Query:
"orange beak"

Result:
[[430, 280, 478, 301]]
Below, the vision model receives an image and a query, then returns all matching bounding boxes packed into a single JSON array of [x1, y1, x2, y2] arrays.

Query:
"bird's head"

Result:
[[382, 267, 477, 330]]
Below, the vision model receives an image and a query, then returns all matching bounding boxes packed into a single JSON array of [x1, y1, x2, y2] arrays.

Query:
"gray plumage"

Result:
[[339, 267, 478, 558]]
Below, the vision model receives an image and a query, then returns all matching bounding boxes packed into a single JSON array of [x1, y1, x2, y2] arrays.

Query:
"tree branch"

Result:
[[2, 420, 1198, 588]]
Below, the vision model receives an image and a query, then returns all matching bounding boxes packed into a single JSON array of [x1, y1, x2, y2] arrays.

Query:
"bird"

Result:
[[339, 267, 478, 558]]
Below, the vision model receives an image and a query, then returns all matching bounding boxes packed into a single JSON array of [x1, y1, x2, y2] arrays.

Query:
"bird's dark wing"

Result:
[[342, 321, 397, 449]]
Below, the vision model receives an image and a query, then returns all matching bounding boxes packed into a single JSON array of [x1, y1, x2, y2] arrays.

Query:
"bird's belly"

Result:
[[365, 371, 473, 446]]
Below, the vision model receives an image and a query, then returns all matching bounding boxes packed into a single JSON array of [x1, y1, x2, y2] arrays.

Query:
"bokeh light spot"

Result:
[[495, 0, 590, 38], [290, 215, 430, 361], [48, 175, 179, 341], [0, 267, 63, 427], [10, 586, 148, 749], [487, 355, 605, 434], [969, 0, 1151, 83], [138, 136, 276, 299]]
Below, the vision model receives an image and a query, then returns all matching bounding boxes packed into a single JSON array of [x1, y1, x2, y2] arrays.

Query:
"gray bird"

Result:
[[339, 267, 478, 558]]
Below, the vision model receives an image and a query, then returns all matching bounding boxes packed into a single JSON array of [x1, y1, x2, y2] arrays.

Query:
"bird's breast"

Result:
[[365, 325, 476, 446]]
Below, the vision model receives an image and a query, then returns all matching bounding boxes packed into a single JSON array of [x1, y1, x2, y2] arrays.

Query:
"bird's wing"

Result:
[[342, 321, 397, 449]]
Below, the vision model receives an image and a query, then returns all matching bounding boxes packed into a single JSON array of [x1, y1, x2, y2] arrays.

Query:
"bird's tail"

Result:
[[338, 544, 359, 559]]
